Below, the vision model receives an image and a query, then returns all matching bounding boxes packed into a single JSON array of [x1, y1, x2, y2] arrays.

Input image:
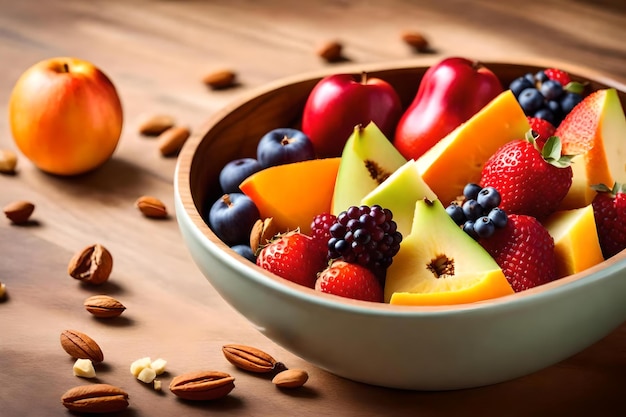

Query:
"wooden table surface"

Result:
[[1, 1, 626, 416]]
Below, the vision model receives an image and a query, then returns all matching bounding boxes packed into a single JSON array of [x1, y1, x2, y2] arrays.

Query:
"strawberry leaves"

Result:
[[525, 130, 575, 168]]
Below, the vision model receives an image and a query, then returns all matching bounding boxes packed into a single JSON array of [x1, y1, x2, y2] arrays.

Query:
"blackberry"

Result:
[[328, 205, 402, 274]]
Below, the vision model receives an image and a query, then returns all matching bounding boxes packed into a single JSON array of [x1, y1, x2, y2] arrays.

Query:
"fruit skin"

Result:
[[257, 231, 328, 288], [385, 198, 513, 306], [219, 158, 262, 194], [416, 90, 530, 206], [240, 157, 340, 235], [208, 193, 260, 246], [302, 73, 403, 158], [315, 260, 383, 303], [256, 128, 315, 168], [394, 57, 503, 160], [591, 183, 626, 259], [479, 214, 557, 292], [479, 135, 573, 220], [9, 57, 123, 176]]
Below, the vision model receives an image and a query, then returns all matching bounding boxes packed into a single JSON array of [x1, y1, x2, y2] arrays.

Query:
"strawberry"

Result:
[[527, 116, 555, 148], [315, 260, 383, 302], [544, 68, 571, 86], [591, 183, 626, 259], [479, 214, 557, 292], [479, 133, 573, 220], [256, 231, 327, 288]]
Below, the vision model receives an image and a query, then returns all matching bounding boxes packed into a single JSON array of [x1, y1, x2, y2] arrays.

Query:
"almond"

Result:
[[84, 295, 126, 318], [400, 30, 430, 52], [67, 244, 113, 285], [316, 40, 343, 62], [3, 200, 34, 224], [202, 69, 237, 89], [138, 114, 176, 136], [272, 368, 309, 388], [169, 370, 235, 401], [60, 329, 104, 364], [250, 218, 279, 254], [61, 384, 128, 413], [157, 126, 190, 157], [222, 344, 285, 374], [0, 149, 18, 174], [135, 195, 168, 218]]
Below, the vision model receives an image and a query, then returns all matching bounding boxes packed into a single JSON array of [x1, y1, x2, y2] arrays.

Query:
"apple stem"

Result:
[[62, 62, 70, 73], [361, 71, 368, 85], [471, 60, 483, 70]]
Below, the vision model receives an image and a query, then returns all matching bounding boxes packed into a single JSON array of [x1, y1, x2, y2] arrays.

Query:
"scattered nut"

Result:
[[73, 358, 97, 379], [154, 379, 162, 391], [135, 195, 168, 218], [61, 384, 129, 414], [316, 40, 343, 62], [272, 368, 309, 388], [67, 243, 113, 285], [138, 367, 157, 384], [0, 149, 18, 174], [84, 295, 126, 318], [202, 69, 237, 89], [0, 282, 6, 299], [138, 114, 176, 136], [3, 200, 34, 224], [60, 329, 104, 364], [222, 344, 285, 374], [400, 30, 430, 52], [169, 370, 235, 401], [130, 356, 167, 384], [157, 126, 190, 157], [250, 218, 278, 253]]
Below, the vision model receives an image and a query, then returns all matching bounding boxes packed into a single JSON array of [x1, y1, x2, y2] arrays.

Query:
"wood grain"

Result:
[[1, 1, 626, 416]]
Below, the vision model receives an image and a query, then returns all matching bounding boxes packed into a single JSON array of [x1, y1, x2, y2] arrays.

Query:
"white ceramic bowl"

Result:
[[175, 60, 626, 390]]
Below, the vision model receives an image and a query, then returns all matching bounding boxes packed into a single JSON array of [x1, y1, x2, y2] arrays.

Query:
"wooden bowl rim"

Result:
[[176, 58, 626, 314]]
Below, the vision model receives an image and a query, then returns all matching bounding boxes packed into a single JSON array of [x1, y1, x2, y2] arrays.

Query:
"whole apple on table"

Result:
[[207, 56, 626, 305]]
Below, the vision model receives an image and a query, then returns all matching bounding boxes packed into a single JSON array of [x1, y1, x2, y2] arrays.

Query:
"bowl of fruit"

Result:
[[174, 57, 626, 390]]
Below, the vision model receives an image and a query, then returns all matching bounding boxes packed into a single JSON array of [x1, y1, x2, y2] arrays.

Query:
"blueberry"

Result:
[[535, 70, 549, 83], [534, 108, 557, 126], [462, 220, 478, 239], [488, 207, 508, 229], [560, 92, 583, 115], [463, 183, 483, 200], [546, 100, 563, 122], [208, 193, 260, 246], [540, 79, 564, 101], [523, 73, 536, 85], [509, 76, 534, 97], [518, 88, 544, 114], [473, 216, 495, 238], [446, 203, 466, 225], [231, 244, 256, 262], [462, 199, 484, 221], [257, 127, 315, 168], [219, 158, 262, 194], [476, 186, 501, 210]]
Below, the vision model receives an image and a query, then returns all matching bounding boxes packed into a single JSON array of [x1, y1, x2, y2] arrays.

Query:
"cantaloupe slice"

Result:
[[385, 199, 514, 306], [240, 158, 340, 235], [416, 90, 530, 205], [555, 88, 626, 209], [543, 205, 604, 278]]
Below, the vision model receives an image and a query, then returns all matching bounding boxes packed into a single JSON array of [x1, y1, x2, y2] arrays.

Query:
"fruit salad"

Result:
[[206, 57, 626, 306]]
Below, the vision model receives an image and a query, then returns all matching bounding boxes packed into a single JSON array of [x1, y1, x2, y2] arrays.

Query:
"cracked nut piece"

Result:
[[84, 295, 126, 318], [138, 114, 176, 136], [169, 370, 235, 401], [250, 218, 278, 253], [135, 195, 168, 218], [60, 329, 104, 364], [222, 344, 285, 374], [272, 368, 309, 388], [73, 358, 97, 379], [68, 244, 113, 285], [3, 200, 34, 224], [0, 149, 18, 174], [316, 40, 343, 62], [400, 30, 430, 52], [157, 126, 190, 157], [61, 383, 129, 413]]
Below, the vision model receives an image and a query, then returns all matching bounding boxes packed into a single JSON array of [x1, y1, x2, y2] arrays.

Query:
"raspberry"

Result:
[[328, 205, 402, 276], [527, 117, 556, 148], [544, 68, 571, 86], [310, 212, 337, 254]]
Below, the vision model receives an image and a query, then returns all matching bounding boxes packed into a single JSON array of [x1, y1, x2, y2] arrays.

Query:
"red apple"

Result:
[[9, 57, 123, 176], [302, 73, 402, 157], [393, 57, 503, 160]]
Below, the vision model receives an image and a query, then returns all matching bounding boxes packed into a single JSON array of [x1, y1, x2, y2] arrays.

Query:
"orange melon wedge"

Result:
[[416, 90, 530, 205], [240, 157, 340, 235]]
